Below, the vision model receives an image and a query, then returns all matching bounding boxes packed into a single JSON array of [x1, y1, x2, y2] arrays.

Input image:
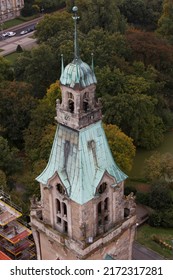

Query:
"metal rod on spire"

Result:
[[72, 6, 80, 59]]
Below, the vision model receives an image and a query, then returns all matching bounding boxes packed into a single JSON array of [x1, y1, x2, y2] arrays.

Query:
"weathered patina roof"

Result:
[[60, 57, 97, 88], [36, 121, 127, 205]]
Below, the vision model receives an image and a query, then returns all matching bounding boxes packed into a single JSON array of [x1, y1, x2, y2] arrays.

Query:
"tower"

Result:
[[30, 6, 136, 260]]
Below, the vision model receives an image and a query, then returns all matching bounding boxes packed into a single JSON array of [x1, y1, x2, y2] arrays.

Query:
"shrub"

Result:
[[136, 191, 149, 205], [148, 211, 162, 227], [16, 45, 23, 53]]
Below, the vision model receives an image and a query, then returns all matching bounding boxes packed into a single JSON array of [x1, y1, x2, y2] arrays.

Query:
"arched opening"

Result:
[[67, 92, 74, 113], [124, 208, 130, 218], [68, 99, 74, 113], [97, 182, 107, 194], [104, 197, 109, 211], [56, 199, 61, 213], [62, 202, 67, 217], [83, 93, 89, 112], [56, 183, 65, 195]]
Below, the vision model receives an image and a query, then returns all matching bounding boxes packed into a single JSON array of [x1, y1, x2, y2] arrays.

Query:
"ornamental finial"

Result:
[[72, 6, 80, 59]]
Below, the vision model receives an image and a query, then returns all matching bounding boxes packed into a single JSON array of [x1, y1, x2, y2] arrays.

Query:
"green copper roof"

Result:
[[60, 58, 97, 88], [36, 121, 127, 205]]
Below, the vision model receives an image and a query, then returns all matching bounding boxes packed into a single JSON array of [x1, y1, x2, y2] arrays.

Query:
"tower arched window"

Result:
[[56, 199, 68, 234], [68, 92, 74, 113], [83, 92, 89, 112], [97, 197, 109, 232]]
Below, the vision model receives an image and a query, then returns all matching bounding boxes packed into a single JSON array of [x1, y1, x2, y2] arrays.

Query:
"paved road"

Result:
[[132, 242, 164, 260], [0, 17, 42, 56]]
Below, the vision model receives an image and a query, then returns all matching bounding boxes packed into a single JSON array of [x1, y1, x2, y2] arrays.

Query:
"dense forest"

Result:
[[0, 0, 173, 226]]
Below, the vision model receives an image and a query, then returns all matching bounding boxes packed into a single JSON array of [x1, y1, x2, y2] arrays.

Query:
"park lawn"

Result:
[[137, 223, 173, 259], [3, 15, 39, 29], [5, 52, 22, 64], [3, 18, 26, 29]]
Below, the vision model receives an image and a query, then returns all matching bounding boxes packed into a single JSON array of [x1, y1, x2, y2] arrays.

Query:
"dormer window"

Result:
[[97, 182, 107, 194], [56, 183, 65, 195]]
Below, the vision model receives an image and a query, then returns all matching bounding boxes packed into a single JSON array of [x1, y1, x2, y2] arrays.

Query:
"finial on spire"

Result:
[[72, 6, 80, 59]]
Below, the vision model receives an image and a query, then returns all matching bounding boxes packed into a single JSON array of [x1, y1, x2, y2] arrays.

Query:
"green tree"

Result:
[[14, 44, 58, 98], [157, 0, 173, 43], [66, 0, 126, 34], [35, 11, 73, 43], [144, 152, 173, 182], [0, 56, 14, 82], [148, 183, 172, 210], [103, 93, 164, 149], [0, 170, 7, 188], [24, 81, 61, 163], [119, 0, 163, 30], [103, 124, 136, 174], [0, 137, 22, 176], [0, 81, 36, 147]]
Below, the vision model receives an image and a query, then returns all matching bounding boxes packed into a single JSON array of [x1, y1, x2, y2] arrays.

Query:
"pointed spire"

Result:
[[72, 6, 80, 59], [61, 54, 64, 75], [91, 53, 94, 72]]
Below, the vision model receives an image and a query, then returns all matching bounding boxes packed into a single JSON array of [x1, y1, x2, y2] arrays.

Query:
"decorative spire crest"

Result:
[[72, 6, 80, 59]]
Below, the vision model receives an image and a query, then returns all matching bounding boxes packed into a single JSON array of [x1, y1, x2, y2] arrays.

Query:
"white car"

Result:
[[7, 31, 16, 37], [2, 32, 8, 37], [20, 30, 28, 35]]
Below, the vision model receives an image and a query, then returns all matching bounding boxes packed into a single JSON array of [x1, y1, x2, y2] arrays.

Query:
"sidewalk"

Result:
[[0, 36, 37, 56]]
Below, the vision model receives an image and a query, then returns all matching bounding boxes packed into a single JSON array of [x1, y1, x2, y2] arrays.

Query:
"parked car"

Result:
[[2, 32, 8, 37], [20, 30, 28, 35], [7, 31, 16, 37]]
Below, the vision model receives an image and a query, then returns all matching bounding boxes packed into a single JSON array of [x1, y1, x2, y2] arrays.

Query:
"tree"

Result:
[[0, 81, 36, 148], [143, 152, 173, 183], [157, 0, 173, 44], [126, 29, 173, 72], [119, 0, 163, 30], [103, 93, 164, 149], [0, 137, 22, 176], [103, 124, 136, 174], [0, 56, 14, 82], [0, 170, 7, 188], [66, 0, 126, 34], [24, 81, 61, 163], [35, 11, 73, 43], [148, 183, 172, 210], [14, 44, 58, 98]]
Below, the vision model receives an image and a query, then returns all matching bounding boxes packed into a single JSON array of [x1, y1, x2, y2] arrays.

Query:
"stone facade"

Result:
[[0, 0, 24, 21], [30, 173, 136, 259]]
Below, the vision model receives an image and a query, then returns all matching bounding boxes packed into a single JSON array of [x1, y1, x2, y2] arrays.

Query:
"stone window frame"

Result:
[[55, 198, 68, 234]]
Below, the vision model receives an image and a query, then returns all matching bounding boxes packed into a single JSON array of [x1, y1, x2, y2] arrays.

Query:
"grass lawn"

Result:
[[4, 52, 22, 64], [137, 223, 173, 259], [3, 18, 26, 29], [3, 15, 40, 29]]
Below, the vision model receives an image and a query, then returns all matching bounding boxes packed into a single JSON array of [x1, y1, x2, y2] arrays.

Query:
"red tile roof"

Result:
[[0, 250, 11, 260]]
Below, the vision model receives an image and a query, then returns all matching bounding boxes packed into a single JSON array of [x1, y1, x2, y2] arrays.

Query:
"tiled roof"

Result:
[[0, 251, 11, 260]]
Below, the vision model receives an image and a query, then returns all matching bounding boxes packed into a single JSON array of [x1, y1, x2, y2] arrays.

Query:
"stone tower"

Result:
[[30, 6, 136, 260]]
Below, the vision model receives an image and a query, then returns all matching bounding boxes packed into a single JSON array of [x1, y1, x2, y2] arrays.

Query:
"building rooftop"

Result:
[[0, 199, 22, 226], [0, 250, 11, 260], [0, 220, 32, 244]]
